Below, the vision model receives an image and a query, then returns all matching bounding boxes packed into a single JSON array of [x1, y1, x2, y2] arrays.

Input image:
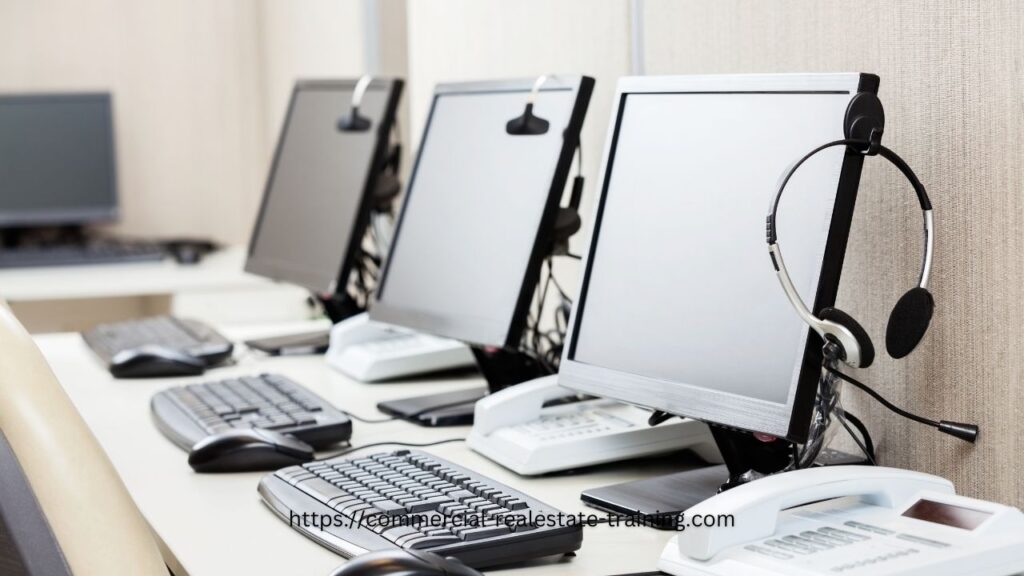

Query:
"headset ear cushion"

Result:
[[819, 307, 875, 368], [886, 287, 934, 359]]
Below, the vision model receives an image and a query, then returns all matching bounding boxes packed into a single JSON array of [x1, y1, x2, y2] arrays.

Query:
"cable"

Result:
[[835, 411, 876, 465], [841, 410, 876, 462], [824, 365, 936, 428], [321, 437, 466, 459]]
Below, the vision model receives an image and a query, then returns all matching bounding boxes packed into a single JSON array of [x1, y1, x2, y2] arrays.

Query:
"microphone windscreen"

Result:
[[886, 287, 934, 358]]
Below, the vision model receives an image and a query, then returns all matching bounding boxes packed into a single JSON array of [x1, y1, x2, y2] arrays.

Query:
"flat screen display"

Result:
[[561, 74, 866, 440], [246, 81, 393, 293], [372, 81, 582, 347], [0, 94, 117, 227]]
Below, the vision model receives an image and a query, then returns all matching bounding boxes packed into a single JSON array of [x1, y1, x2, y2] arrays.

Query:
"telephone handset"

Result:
[[468, 375, 721, 475], [659, 466, 1024, 576]]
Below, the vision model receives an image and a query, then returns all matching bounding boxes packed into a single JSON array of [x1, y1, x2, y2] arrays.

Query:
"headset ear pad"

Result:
[[819, 307, 875, 368], [886, 287, 934, 359]]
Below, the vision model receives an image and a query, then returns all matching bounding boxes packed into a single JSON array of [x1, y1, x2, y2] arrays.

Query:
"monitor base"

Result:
[[377, 386, 488, 427], [581, 447, 869, 530]]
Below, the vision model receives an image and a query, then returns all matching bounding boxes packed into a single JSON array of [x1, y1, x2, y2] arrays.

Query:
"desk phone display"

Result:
[[659, 466, 1024, 576]]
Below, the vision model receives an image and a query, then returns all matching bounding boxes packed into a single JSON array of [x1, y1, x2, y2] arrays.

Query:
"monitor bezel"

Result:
[[0, 92, 119, 229], [244, 77, 404, 294], [371, 76, 594, 349], [559, 73, 878, 443]]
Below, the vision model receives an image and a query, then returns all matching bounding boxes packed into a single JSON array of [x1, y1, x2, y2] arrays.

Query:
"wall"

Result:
[[641, 0, 1024, 505], [257, 0, 366, 156], [405, 0, 634, 283], [0, 0, 369, 245]]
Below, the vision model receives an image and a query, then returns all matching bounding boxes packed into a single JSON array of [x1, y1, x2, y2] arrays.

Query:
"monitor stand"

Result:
[[244, 292, 363, 356], [580, 426, 868, 529], [376, 347, 550, 427]]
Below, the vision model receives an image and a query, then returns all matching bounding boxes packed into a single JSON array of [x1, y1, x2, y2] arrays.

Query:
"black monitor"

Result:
[[245, 78, 403, 298], [562, 73, 872, 441], [370, 76, 594, 425], [558, 74, 874, 513], [0, 93, 117, 229], [371, 76, 593, 349]]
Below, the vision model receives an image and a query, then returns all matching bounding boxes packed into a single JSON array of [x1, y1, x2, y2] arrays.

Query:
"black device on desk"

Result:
[[369, 75, 594, 426], [258, 449, 583, 569], [151, 373, 351, 472], [330, 549, 482, 576], [82, 315, 233, 378], [0, 239, 167, 268], [243, 77, 404, 348], [549, 73, 975, 526]]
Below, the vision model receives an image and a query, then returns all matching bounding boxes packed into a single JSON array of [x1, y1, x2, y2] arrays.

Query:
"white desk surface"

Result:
[[0, 246, 269, 301], [36, 321, 684, 576]]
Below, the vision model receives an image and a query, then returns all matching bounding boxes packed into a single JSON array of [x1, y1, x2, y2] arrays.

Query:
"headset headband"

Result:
[[766, 138, 934, 355]]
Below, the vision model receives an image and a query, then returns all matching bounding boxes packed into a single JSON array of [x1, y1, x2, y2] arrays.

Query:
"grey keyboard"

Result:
[[0, 241, 165, 268], [151, 373, 352, 450], [259, 450, 583, 568], [82, 315, 233, 366]]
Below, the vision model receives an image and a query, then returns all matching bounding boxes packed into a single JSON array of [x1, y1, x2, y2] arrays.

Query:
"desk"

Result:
[[35, 321, 684, 576], [0, 247, 311, 332]]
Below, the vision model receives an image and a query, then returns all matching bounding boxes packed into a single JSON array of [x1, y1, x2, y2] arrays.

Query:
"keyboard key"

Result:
[[374, 500, 407, 516], [458, 526, 511, 541], [382, 526, 420, 543], [405, 535, 461, 549]]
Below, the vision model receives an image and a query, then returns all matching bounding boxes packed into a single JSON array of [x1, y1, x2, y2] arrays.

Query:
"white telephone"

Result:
[[659, 466, 1024, 576], [324, 313, 475, 382], [467, 375, 722, 475]]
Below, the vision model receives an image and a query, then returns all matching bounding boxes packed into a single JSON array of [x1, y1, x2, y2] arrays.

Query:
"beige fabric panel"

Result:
[[642, 0, 1024, 505], [0, 303, 168, 575]]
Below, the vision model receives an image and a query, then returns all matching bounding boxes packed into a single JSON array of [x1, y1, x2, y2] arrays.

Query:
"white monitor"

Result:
[[371, 77, 594, 348], [560, 74, 875, 442], [245, 78, 402, 293]]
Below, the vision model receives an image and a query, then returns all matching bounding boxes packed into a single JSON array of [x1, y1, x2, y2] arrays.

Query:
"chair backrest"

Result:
[[0, 301, 168, 576]]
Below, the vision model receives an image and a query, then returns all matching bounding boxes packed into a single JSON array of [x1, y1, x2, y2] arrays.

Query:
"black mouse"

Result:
[[110, 345, 206, 378], [188, 428, 314, 473], [329, 550, 482, 576], [165, 239, 217, 265]]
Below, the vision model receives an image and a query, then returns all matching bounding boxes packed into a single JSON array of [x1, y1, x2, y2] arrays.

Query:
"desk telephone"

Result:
[[659, 466, 1024, 575], [468, 375, 722, 475]]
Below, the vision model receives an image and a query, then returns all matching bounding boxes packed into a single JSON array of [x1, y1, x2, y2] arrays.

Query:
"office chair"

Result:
[[0, 300, 170, 575]]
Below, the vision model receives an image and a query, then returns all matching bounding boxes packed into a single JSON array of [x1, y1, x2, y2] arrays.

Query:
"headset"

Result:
[[767, 92, 934, 369], [766, 91, 977, 444]]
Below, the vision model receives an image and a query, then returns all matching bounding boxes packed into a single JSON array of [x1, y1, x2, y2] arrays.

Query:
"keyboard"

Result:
[[151, 373, 352, 450], [82, 315, 233, 366], [0, 241, 166, 268], [259, 450, 583, 568]]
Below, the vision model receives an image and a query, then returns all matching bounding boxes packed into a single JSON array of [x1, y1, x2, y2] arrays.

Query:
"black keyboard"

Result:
[[152, 373, 352, 450], [0, 241, 166, 268], [258, 450, 583, 568], [82, 315, 233, 366]]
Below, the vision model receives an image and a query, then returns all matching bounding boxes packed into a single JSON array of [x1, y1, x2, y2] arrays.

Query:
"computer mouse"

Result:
[[109, 345, 206, 378], [329, 550, 482, 576], [187, 428, 314, 473], [165, 239, 217, 265]]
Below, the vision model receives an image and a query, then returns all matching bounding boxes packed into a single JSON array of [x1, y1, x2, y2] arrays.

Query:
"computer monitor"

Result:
[[560, 74, 875, 444], [245, 78, 403, 295], [371, 76, 593, 349], [0, 93, 118, 228]]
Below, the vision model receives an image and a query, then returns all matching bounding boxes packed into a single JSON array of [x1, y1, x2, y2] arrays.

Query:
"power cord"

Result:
[[321, 437, 466, 460]]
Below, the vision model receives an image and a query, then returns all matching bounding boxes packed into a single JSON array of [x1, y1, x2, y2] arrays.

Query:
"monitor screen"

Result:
[[370, 77, 592, 348], [0, 94, 117, 228], [561, 74, 870, 441], [245, 79, 400, 293]]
